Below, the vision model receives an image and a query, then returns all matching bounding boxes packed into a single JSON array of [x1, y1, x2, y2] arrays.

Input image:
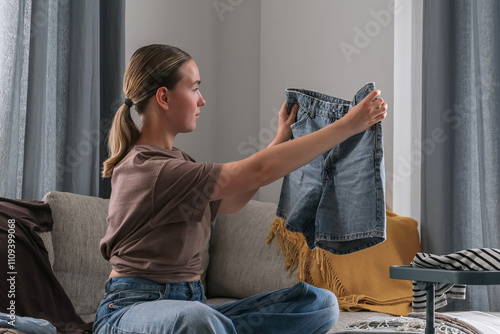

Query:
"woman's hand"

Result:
[[269, 102, 299, 147], [339, 89, 388, 136]]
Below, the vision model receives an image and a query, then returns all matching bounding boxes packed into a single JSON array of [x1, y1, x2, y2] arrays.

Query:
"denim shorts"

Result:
[[276, 82, 386, 255]]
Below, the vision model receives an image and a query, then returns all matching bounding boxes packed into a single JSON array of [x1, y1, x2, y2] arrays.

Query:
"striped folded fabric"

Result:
[[411, 248, 500, 312]]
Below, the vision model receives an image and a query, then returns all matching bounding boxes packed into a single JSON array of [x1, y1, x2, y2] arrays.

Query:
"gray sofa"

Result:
[[40, 191, 392, 333]]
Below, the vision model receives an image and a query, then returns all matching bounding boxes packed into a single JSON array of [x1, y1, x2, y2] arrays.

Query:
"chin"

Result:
[[182, 126, 196, 133]]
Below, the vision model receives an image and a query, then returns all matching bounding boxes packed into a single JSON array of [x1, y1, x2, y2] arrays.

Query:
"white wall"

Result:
[[125, 0, 420, 215], [216, 1, 261, 164]]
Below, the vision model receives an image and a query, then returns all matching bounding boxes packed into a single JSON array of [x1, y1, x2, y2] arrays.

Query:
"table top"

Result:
[[390, 265, 500, 285]]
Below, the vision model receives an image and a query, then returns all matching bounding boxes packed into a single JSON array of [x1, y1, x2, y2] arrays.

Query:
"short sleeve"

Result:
[[152, 158, 222, 226]]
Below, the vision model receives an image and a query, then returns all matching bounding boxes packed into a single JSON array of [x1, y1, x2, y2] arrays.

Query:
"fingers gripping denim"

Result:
[[93, 277, 338, 334], [276, 82, 386, 255]]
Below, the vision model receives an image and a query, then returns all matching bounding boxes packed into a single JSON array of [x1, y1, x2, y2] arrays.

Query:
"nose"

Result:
[[198, 94, 206, 107]]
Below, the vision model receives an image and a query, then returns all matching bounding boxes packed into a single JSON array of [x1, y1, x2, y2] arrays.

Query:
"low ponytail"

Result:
[[102, 104, 140, 178], [101, 44, 192, 178]]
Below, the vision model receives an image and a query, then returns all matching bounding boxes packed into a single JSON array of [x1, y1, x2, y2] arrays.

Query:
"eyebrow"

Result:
[[193, 80, 201, 86]]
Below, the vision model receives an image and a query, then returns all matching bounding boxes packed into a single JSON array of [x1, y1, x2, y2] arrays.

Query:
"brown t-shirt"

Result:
[[100, 144, 222, 283]]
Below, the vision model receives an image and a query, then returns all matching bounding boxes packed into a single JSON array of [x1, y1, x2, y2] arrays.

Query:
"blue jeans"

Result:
[[0, 312, 56, 334], [277, 82, 386, 255], [93, 277, 338, 334]]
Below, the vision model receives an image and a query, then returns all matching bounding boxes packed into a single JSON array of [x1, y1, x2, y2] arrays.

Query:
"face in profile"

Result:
[[165, 59, 206, 133]]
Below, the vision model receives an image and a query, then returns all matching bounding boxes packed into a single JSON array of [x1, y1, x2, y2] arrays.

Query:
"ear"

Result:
[[155, 87, 169, 110]]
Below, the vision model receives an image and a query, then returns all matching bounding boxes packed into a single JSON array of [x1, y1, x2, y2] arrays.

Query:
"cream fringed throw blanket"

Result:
[[266, 211, 421, 316]]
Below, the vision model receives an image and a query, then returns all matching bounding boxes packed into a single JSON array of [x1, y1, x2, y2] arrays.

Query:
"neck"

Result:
[[135, 108, 176, 150]]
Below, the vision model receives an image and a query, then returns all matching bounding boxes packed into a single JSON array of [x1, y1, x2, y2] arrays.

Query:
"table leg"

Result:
[[416, 281, 435, 334], [420, 281, 435, 334]]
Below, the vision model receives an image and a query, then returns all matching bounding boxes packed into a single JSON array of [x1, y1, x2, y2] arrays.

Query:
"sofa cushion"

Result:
[[42, 191, 111, 321], [206, 200, 297, 299]]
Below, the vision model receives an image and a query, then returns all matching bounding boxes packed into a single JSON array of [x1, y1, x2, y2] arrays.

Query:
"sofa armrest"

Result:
[[42, 191, 111, 321]]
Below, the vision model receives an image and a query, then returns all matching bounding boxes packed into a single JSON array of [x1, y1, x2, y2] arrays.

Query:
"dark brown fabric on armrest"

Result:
[[0, 198, 92, 333]]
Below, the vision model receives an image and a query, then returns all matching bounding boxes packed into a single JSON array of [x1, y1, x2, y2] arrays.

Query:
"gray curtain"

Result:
[[422, 0, 500, 311], [0, 0, 124, 200]]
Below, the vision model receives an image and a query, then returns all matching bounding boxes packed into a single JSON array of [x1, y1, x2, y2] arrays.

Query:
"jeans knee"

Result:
[[321, 288, 338, 310], [185, 302, 236, 333], [323, 289, 339, 324], [302, 283, 336, 307], [303, 284, 339, 326], [319, 289, 339, 329]]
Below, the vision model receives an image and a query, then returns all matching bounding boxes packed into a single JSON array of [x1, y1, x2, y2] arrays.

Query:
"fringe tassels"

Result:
[[266, 217, 346, 297]]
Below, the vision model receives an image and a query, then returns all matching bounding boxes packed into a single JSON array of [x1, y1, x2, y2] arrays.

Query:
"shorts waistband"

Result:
[[286, 82, 375, 118]]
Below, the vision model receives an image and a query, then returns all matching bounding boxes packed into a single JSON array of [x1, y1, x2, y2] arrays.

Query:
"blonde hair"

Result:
[[102, 44, 192, 178]]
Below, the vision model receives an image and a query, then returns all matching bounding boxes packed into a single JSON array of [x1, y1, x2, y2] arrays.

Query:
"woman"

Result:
[[94, 44, 387, 334]]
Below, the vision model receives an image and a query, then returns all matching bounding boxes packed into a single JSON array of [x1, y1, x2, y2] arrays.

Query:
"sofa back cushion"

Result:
[[42, 191, 111, 322], [206, 200, 297, 299]]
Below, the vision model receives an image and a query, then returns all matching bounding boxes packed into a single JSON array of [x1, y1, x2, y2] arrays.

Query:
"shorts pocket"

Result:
[[290, 108, 312, 139]]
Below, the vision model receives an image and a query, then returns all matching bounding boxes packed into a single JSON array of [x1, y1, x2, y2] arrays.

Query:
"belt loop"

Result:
[[105, 278, 113, 291], [188, 281, 196, 301], [162, 282, 171, 299], [309, 100, 318, 118]]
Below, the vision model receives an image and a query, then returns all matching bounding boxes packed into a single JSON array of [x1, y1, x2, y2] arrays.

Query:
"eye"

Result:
[[193, 87, 200, 92]]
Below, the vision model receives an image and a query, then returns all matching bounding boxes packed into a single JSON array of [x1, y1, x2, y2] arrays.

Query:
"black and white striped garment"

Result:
[[411, 248, 500, 312]]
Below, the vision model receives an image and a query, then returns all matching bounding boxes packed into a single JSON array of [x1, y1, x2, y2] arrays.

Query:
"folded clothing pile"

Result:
[[411, 248, 500, 312]]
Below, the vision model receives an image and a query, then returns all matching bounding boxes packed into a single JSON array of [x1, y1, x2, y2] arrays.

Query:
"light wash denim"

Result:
[[0, 312, 56, 334], [277, 83, 386, 255], [93, 276, 338, 334]]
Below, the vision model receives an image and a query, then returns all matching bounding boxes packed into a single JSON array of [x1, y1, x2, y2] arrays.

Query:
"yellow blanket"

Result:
[[266, 211, 421, 316]]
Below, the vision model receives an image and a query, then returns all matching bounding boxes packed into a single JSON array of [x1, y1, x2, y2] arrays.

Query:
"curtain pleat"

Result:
[[422, 0, 500, 312], [0, 0, 124, 200]]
